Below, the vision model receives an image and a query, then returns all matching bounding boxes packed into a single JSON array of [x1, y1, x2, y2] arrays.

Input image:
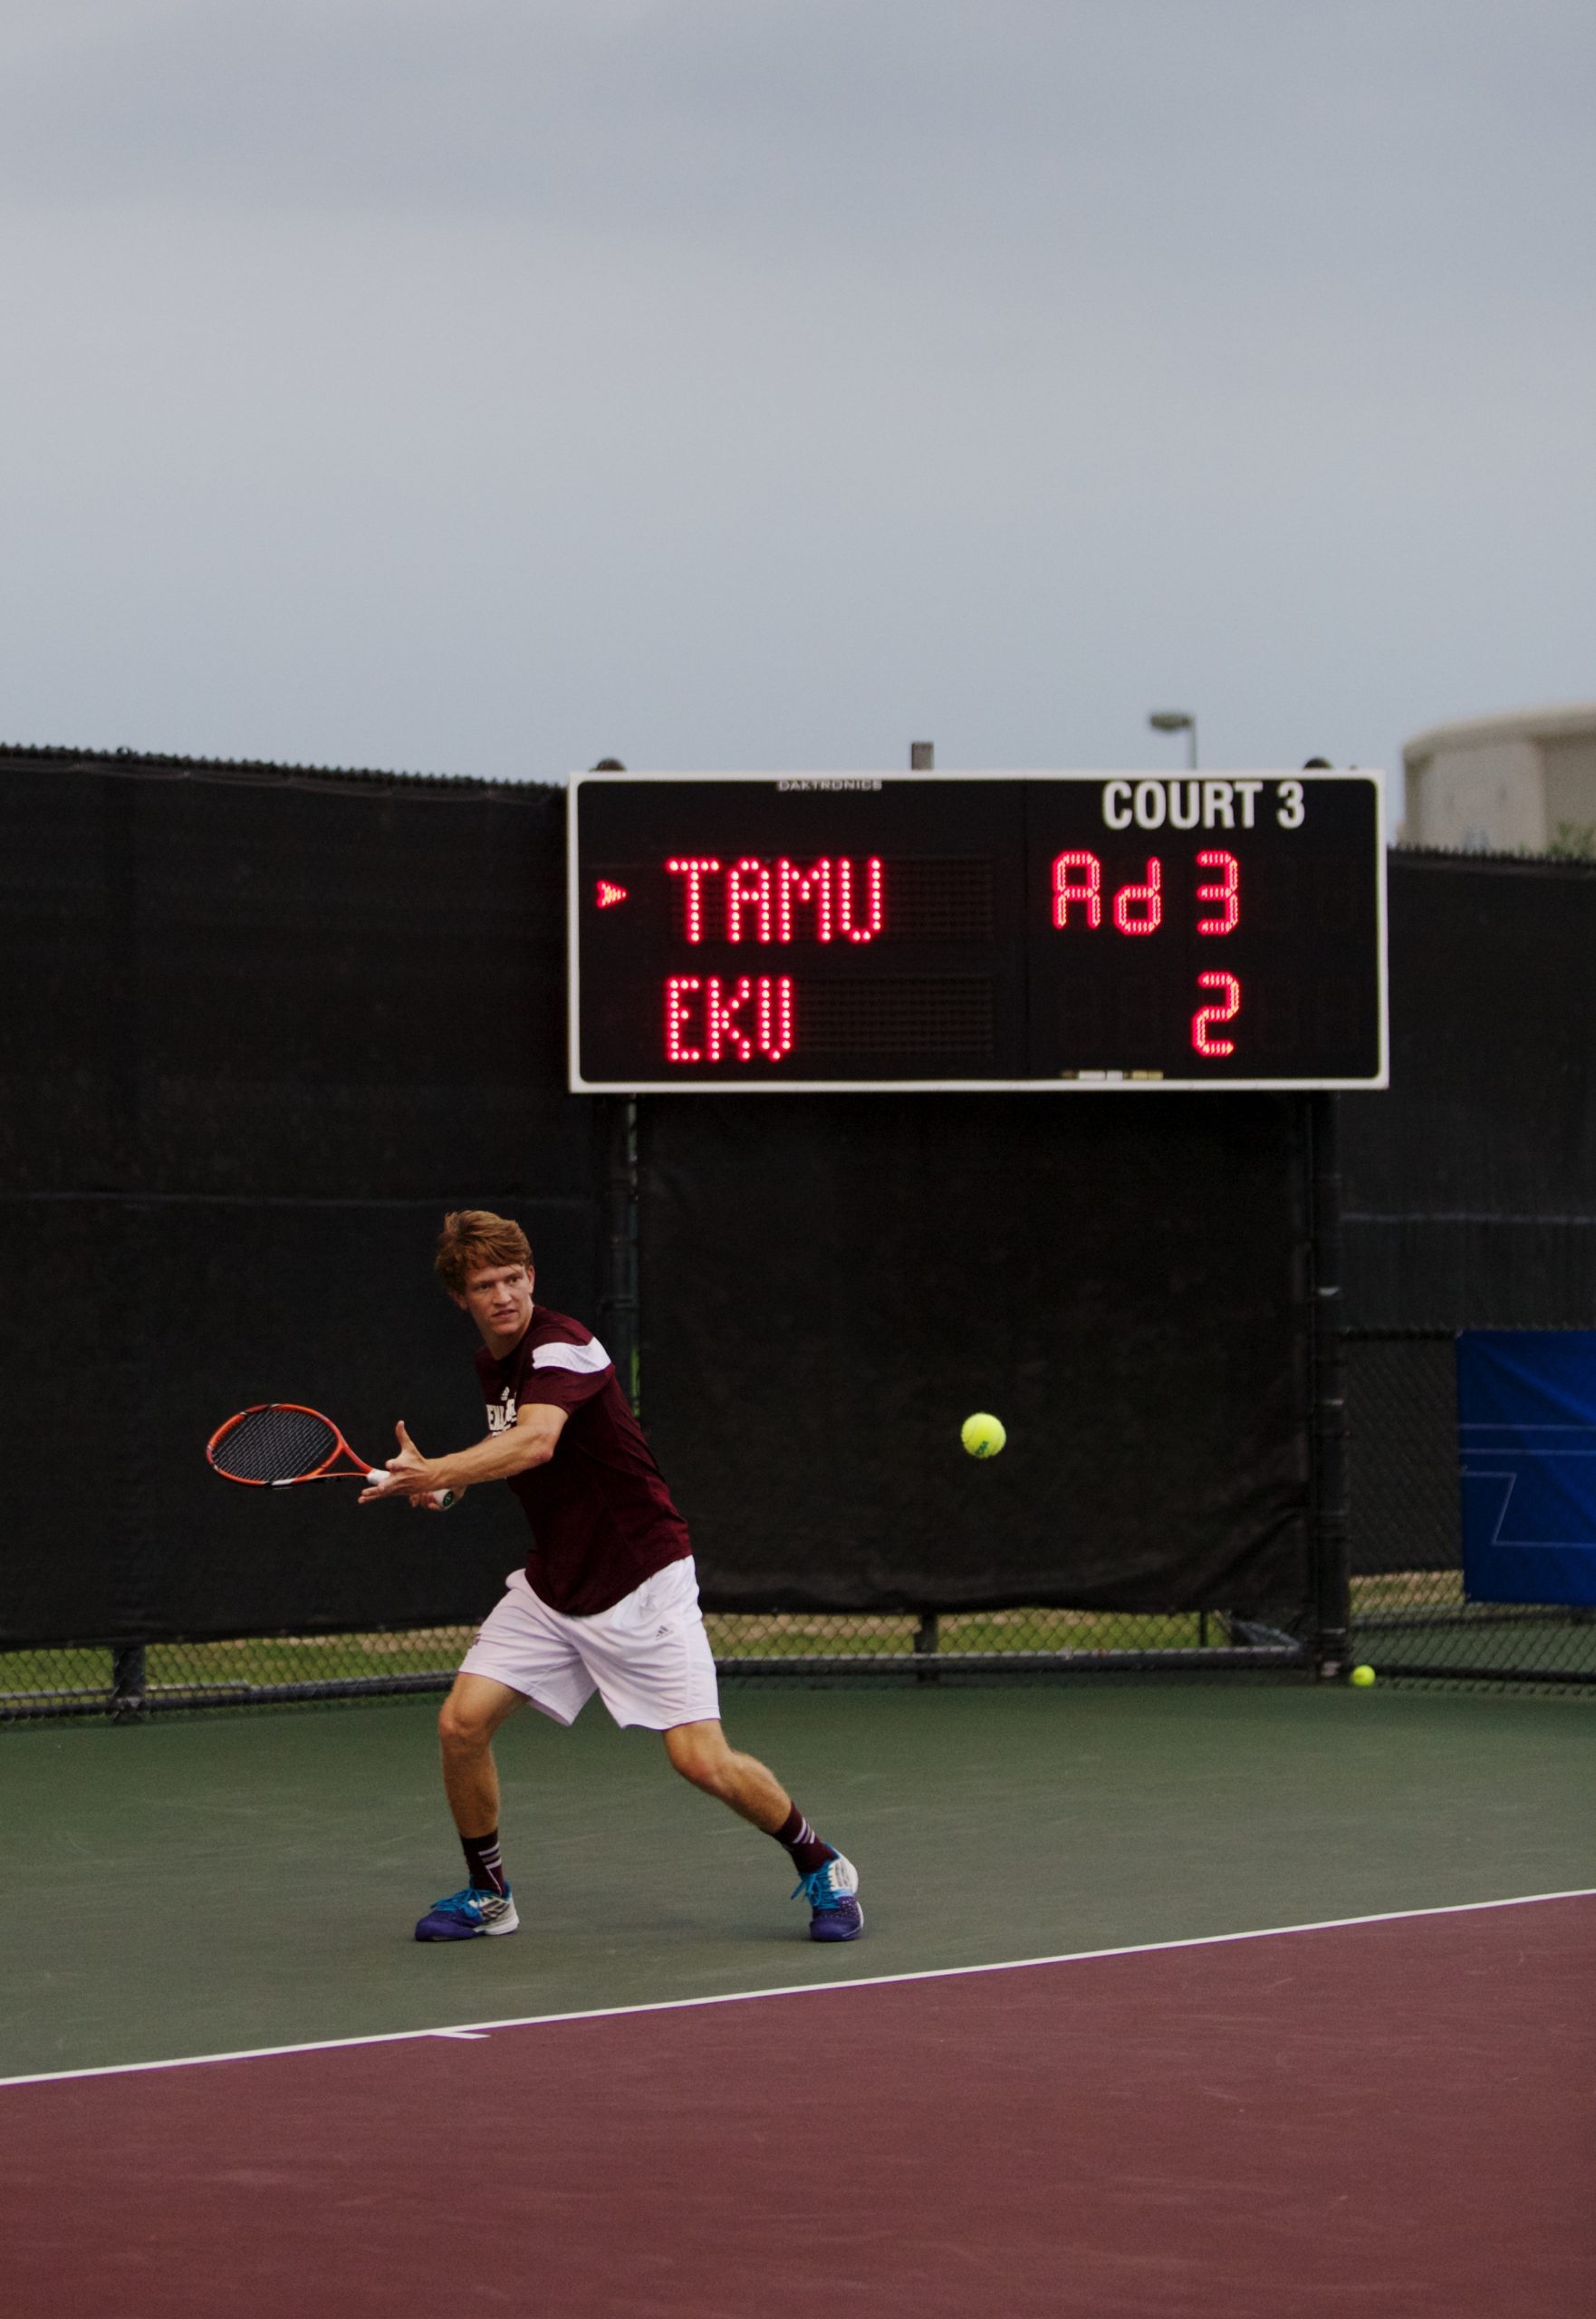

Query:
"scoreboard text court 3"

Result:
[[569, 771, 1388, 1092]]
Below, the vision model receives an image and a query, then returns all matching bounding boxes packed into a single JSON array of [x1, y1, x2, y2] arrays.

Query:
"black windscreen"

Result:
[[0, 762, 600, 1646], [639, 1092, 1313, 1625]]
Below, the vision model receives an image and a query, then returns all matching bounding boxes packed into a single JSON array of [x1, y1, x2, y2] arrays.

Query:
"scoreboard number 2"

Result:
[[1193, 972, 1243, 1057]]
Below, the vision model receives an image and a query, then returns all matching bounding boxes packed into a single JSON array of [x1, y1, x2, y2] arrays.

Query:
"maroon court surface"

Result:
[[4, 1894, 1592, 2318]]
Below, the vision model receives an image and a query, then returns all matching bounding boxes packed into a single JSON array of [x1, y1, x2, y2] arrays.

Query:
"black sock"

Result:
[[773, 1804, 835, 1877], [462, 1830, 508, 1896]]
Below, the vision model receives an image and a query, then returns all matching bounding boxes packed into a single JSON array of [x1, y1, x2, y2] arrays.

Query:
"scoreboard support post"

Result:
[[1307, 1092, 1352, 1676], [599, 1095, 642, 1419]]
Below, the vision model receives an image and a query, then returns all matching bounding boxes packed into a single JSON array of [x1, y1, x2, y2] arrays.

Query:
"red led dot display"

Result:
[[726, 860, 773, 943], [1112, 859, 1163, 936], [667, 856, 887, 948], [665, 974, 795, 1064], [1052, 852, 1102, 929], [1192, 971, 1242, 1056], [665, 975, 702, 1063], [757, 975, 794, 1059], [838, 856, 884, 944], [1196, 850, 1240, 936], [665, 860, 722, 945], [776, 858, 832, 942]]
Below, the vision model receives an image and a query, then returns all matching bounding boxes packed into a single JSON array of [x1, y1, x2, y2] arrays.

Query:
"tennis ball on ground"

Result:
[[1349, 1663, 1377, 1688], [961, 1412, 1006, 1459]]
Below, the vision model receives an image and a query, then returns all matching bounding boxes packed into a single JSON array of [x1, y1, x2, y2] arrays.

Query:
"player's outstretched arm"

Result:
[[358, 1408, 567, 1505]]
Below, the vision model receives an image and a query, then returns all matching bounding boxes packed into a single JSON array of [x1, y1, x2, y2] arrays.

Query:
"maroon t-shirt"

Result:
[[475, 1305, 692, 1616]]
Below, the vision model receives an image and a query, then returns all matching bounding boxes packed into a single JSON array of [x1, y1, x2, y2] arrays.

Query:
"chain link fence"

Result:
[[7, 1330, 1593, 1717], [0, 1607, 1307, 1720], [1346, 1331, 1596, 1691]]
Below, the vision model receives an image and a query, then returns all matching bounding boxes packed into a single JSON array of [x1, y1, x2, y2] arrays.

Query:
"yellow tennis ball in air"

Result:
[[961, 1412, 1006, 1459], [1349, 1663, 1376, 1689]]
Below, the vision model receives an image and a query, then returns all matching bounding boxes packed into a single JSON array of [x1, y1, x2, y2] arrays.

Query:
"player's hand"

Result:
[[359, 1419, 437, 1505]]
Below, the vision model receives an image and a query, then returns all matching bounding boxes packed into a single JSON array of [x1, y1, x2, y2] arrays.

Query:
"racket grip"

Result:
[[366, 1468, 389, 1487], [433, 1489, 457, 1511]]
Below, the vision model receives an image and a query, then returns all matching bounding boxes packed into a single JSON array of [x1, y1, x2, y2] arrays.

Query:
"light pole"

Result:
[[1148, 710, 1197, 771]]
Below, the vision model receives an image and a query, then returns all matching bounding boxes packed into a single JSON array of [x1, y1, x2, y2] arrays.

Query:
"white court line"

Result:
[[3, 1885, 1592, 2093]]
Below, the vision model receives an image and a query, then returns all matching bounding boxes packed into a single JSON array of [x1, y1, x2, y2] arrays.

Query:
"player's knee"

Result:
[[438, 1697, 491, 1755], [666, 1727, 730, 1795]]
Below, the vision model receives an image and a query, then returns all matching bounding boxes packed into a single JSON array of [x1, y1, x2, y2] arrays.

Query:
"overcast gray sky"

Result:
[[1, 0, 1591, 790]]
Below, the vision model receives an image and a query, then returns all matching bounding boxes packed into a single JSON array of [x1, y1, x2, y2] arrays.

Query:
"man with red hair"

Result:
[[361, 1210, 861, 1946]]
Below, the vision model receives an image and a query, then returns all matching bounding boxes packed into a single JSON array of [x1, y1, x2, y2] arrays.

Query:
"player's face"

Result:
[[456, 1261, 535, 1347]]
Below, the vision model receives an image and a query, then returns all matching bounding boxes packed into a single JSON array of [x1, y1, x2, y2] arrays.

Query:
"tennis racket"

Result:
[[207, 1403, 389, 1488], [207, 1403, 457, 1507]]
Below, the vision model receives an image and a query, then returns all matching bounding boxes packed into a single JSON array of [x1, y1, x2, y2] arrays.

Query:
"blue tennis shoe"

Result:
[[414, 1886, 520, 1941], [793, 1852, 863, 1942]]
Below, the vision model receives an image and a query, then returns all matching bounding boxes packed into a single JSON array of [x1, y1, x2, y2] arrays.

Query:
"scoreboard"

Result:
[[568, 771, 1388, 1092]]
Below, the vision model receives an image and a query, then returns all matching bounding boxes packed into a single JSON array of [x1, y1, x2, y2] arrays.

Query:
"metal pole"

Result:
[[600, 1096, 641, 1417], [912, 1612, 941, 1683], [1306, 1092, 1351, 1675], [585, 762, 643, 1418], [111, 1644, 147, 1720]]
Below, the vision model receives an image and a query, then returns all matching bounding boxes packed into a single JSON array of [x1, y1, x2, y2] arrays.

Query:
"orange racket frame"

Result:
[[206, 1402, 387, 1488]]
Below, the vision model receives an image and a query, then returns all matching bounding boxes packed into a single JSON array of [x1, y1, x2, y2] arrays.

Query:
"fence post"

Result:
[[111, 1644, 147, 1720], [912, 1612, 940, 1682], [1307, 1092, 1351, 1675], [600, 1096, 641, 1416]]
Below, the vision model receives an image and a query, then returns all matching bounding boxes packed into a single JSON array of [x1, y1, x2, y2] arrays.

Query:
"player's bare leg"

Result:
[[661, 1718, 793, 1828], [438, 1672, 524, 1835], [663, 1719, 864, 1942], [415, 1673, 524, 1942]]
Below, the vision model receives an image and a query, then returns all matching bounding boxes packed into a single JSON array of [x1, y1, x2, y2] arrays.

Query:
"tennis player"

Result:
[[360, 1209, 862, 1947]]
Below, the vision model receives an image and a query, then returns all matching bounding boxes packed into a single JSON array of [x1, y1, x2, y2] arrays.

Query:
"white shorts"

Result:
[[457, 1556, 721, 1731]]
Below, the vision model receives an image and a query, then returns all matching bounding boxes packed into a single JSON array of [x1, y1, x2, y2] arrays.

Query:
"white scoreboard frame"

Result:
[[566, 768, 1390, 1094]]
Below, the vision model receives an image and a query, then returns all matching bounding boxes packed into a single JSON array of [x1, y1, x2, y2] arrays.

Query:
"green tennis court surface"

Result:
[[2, 1681, 1588, 2082]]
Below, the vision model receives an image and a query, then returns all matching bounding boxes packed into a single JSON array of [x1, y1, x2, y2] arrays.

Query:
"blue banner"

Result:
[[1457, 1332, 1596, 1606]]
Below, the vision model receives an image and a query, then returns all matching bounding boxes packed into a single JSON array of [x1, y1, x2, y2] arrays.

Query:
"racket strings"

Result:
[[213, 1405, 340, 1483]]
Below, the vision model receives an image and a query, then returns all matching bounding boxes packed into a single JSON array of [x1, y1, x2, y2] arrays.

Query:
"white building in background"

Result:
[[1401, 702, 1596, 854]]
